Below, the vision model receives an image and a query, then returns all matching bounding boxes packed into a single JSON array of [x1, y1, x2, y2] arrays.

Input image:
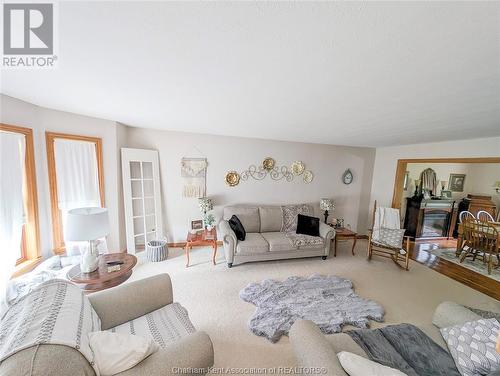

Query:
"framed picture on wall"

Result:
[[449, 174, 466, 192], [403, 171, 410, 190]]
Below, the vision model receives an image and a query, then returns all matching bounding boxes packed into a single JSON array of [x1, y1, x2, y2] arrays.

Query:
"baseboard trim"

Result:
[[168, 241, 223, 248]]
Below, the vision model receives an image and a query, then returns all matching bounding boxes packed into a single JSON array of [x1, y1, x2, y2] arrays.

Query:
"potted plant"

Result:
[[204, 214, 216, 231]]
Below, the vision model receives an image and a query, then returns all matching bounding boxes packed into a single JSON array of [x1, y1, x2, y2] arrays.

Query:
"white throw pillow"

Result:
[[440, 318, 500, 376], [89, 331, 158, 376], [337, 351, 408, 376]]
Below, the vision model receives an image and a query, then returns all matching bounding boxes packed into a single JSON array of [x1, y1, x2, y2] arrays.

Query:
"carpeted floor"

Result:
[[127, 240, 500, 372]]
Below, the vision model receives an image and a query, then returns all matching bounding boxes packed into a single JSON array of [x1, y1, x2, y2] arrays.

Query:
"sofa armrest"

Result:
[[432, 301, 481, 329], [320, 222, 335, 240], [319, 223, 335, 256], [88, 273, 173, 330], [116, 331, 214, 376], [289, 320, 348, 376], [218, 220, 237, 264]]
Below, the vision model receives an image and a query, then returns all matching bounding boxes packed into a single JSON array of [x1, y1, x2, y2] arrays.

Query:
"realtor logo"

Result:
[[3, 3, 57, 68], [4, 3, 53, 54]]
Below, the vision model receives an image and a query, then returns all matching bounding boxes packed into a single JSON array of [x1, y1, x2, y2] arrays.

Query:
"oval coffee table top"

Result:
[[67, 253, 137, 291]]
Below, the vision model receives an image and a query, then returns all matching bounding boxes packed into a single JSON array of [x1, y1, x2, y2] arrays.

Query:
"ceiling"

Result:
[[1, 1, 499, 147]]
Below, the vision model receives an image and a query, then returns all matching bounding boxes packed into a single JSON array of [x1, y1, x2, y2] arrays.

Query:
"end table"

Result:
[[329, 226, 357, 257], [185, 228, 218, 267], [67, 253, 137, 292]]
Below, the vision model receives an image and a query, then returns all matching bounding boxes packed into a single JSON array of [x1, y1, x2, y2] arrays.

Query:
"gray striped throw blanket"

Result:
[[0, 279, 100, 374]]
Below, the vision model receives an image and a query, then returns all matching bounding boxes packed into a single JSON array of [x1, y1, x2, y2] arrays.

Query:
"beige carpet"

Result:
[[127, 240, 500, 372]]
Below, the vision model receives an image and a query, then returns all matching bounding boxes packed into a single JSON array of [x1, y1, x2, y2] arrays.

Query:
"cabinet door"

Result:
[[121, 148, 163, 254]]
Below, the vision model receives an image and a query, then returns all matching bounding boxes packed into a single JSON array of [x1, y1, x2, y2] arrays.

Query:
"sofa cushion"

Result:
[[224, 206, 260, 233], [109, 302, 195, 349], [440, 318, 500, 376], [259, 207, 283, 233], [228, 215, 246, 241], [296, 214, 320, 237], [281, 204, 313, 232], [337, 351, 407, 376], [262, 232, 297, 252], [236, 233, 269, 254]]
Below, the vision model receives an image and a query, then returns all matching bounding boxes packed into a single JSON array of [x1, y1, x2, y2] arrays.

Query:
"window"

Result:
[[0, 124, 40, 268], [46, 132, 104, 254]]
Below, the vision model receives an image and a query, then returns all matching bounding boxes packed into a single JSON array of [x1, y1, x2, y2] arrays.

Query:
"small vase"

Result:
[[206, 225, 214, 231]]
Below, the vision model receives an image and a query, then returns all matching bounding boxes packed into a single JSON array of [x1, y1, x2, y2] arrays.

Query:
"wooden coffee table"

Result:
[[67, 253, 137, 292], [330, 226, 357, 257], [185, 228, 217, 267]]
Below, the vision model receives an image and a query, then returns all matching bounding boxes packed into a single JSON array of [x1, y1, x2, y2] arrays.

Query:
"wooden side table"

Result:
[[330, 226, 357, 257], [185, 228, 217, 267], [67, 253, 137, 292]]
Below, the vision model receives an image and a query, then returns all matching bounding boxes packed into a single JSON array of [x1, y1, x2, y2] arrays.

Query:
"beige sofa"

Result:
[[218, 205, 336, 267], [0, 274, 214, 376], [289, 302, 487, 376]]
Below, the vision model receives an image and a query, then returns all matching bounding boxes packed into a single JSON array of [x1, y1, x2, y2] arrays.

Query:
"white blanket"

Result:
[[372, 207, 403, 247], [0, 279, 101, 374]]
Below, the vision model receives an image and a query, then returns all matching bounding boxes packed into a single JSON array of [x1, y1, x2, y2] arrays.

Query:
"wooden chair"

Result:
[[460, 219, 499, 275], [459, 210, 475, 223], [477, 210, 494, 222], [367, 201, 411, 271]]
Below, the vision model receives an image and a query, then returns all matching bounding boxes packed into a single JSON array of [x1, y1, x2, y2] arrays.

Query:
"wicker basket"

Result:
[[146, 239, 168, 262]]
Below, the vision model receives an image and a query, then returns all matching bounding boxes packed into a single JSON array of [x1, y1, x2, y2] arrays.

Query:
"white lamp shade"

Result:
[[320, 198, 335, 211], [65, 207, 110, 241]]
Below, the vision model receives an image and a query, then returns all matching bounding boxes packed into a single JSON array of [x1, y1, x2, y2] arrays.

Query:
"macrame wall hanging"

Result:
[[181, 157, 207, 198]]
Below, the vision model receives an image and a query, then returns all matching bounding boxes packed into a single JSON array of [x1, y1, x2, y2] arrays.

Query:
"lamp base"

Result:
[[323, 210, 329, 224], [80, 241, 99, 273]]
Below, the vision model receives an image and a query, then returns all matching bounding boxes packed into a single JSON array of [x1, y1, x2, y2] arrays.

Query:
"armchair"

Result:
[[0, 274, 214, 376]]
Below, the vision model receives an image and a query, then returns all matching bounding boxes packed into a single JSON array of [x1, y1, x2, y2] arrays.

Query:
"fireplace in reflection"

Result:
[[422, 211, 451, 238], [404, 198, 457, 239]]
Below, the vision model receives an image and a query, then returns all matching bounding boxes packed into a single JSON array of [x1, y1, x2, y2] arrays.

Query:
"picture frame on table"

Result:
[[441, 190, 452, 199], [191, 219, 203, 233]]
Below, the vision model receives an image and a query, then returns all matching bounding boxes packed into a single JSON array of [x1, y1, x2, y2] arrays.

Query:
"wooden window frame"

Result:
[[46, 132, 105, 254], [0, 123, 41, 265], [391, 157, 500, 209]]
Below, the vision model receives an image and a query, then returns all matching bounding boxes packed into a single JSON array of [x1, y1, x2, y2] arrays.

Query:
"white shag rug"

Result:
[[239, 274, 385, 342]]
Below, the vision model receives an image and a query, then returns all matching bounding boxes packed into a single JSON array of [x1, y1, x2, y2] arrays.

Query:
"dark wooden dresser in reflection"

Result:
[[404, 196, 457, 239]]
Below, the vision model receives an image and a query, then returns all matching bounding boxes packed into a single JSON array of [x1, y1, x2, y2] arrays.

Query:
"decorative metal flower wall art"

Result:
[[225, 158, 314, 186], [225, 171, 240, 186]]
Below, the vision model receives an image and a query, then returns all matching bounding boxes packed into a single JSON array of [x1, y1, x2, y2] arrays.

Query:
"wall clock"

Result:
[[342, 169, 353, 185]]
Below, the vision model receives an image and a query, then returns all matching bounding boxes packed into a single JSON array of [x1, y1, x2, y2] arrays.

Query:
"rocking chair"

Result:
[[367, 201, 411, 270]]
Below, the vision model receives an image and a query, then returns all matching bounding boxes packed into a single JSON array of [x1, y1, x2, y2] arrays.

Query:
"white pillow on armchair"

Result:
[[89, 331, 158, 375]]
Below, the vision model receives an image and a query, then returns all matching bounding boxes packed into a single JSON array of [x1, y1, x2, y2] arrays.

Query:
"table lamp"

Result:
[[198, 197, 214, 229], [320, 198, 335, 224], [65, 207, 110, 273], [414, 179, 421, 196]]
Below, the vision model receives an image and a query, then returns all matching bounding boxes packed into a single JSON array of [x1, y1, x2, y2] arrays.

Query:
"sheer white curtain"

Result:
[[0, 131, 26, 296], [54, 139, 106, 254]]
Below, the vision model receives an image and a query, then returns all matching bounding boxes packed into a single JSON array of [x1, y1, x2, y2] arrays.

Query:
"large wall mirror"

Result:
[[392, 158, 500, 240]]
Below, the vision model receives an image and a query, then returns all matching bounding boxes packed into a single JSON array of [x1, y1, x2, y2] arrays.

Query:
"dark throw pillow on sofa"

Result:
[[228, 215, 246, 241], [296, 214, 320, 237]]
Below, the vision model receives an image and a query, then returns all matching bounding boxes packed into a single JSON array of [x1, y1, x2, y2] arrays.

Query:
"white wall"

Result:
[[0, 95, 126, 257], [371, 137, 500, 209], [123, 127, 376, 242]]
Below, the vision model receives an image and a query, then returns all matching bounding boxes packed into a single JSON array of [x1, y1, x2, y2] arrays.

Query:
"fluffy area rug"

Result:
[[239, 274, 385, 342]]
